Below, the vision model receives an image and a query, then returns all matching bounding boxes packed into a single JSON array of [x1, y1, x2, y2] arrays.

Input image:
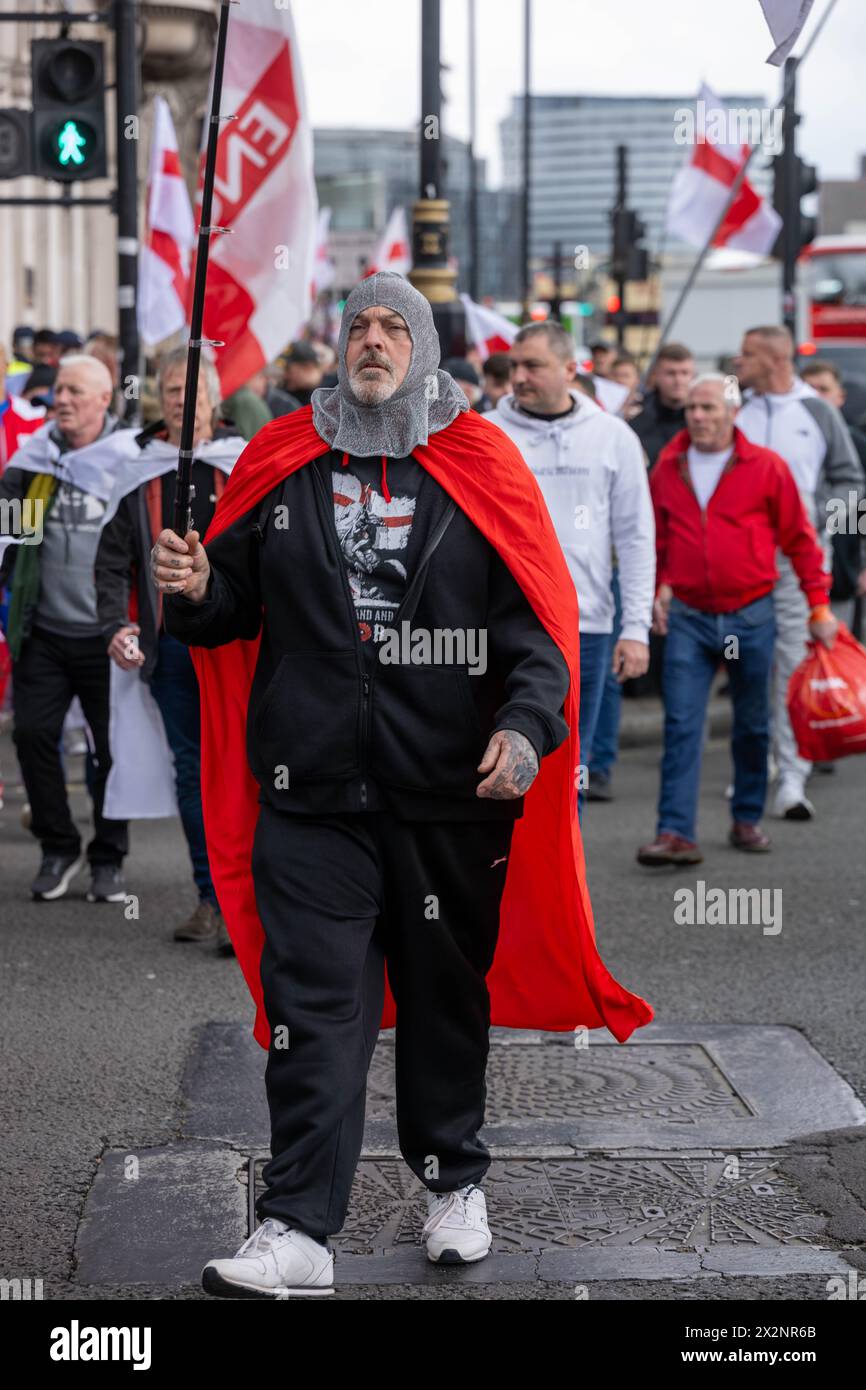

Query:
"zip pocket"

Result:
[[252, 651, 361, 783]]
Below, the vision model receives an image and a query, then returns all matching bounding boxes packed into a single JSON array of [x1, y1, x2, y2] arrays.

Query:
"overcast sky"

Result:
[[293, 0, 864, 184]]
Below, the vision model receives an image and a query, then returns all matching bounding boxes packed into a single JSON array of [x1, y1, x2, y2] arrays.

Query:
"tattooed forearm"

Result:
[[477, 730, 539, 799]]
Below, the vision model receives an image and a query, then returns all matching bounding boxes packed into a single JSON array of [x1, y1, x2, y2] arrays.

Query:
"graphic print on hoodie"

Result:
[[330, 453, 424, 648]]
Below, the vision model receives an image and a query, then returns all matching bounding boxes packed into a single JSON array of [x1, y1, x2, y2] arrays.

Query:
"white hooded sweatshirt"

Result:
[[485, 389, 655, 641], [737, 375, 863, 531]]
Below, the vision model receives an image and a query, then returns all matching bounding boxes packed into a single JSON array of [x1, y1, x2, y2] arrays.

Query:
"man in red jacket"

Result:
[[637, 373, 837, 864]]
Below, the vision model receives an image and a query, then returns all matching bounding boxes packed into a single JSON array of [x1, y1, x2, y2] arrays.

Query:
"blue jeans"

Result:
[[589, 569, 622, 779], [657, 593, 776, 841], [150, 632, 218, 905], [578, 630, 614, 820]]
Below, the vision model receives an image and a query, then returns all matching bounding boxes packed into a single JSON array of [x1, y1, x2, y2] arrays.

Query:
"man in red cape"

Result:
[[153, 273, 652, 1298]]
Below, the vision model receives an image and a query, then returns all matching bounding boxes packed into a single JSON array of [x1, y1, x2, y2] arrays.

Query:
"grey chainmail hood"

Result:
[[310, 271, 469, 457]]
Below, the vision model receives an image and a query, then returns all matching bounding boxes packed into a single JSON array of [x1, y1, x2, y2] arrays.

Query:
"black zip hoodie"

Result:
[[94, 422, 243, 680], [629, 390, 687, 469], [164, 452, 570, 821]]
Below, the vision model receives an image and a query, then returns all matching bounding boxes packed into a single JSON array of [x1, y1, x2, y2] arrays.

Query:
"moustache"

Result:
[[354, 355, 394, 374]]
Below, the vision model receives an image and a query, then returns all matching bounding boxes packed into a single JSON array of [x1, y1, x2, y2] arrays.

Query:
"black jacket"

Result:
[[265, 386, 302, 419], [164, 452, 570, 821], [95, 472, 162, 679], [94, 425, 239, 680], [629, 391, 687, 469]]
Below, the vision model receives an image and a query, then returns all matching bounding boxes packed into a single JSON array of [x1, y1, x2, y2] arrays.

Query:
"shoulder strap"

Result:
[[416, 498, 457, 571], [395, 499, 457, 629]]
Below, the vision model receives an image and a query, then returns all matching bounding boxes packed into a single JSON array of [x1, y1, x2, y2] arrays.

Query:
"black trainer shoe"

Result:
[[30, 852, 86, 901], [86, 864, 126, 903], [586, 770, 613, 802]]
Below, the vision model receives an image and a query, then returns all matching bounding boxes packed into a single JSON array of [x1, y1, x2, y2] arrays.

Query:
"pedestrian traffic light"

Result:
[[611, 207, 650, 283], [771, 152, 818, 260], [0, 109, 32, 180], [31, 38, 106, 182], [795, 158, 818, 248]]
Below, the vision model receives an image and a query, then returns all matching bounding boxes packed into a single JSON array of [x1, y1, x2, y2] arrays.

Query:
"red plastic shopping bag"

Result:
[[787, 624, 866, 762], [0, 628, 11, 709]]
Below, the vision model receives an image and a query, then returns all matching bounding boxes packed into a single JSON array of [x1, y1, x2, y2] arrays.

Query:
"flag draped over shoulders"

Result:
[[189, 405, 654, 1050]]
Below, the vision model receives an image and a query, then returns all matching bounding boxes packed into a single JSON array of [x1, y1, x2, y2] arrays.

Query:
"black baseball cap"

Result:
[[444, 356, 481, 386], [283, 341, 319, 365]]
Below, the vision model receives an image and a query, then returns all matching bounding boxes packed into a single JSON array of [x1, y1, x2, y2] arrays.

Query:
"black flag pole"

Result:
[[173, 0, 236, 537]]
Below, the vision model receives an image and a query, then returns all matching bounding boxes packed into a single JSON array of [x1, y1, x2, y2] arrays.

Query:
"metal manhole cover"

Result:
[[366, 1043, 750, 1124], [182, 1023, 866, 1152], [245, 1153, 828, 1255]]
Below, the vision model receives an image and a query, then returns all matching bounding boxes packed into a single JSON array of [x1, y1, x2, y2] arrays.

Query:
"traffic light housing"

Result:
[[626, 244, 650, 282], [771, 152, 818, 260], [611, 207, 650, 282], [0, 109, 32, 180], [31, 39, 106, 182], [605, 302, 659, 329]]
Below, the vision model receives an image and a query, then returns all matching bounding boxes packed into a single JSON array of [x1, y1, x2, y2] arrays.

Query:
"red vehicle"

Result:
[[801, 235, 866, 350], [799, 237, 866, 414]]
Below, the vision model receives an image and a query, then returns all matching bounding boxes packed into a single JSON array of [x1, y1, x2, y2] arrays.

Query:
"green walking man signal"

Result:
[[57, 120, 87, 167]]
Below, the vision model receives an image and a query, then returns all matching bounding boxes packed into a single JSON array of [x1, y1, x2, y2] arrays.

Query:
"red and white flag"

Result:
[[589, 375, 631, 415], [460, 294, 518, 359], [759, 0, 814, 65], [138, 96, 195, 348], [366, 206, 411, 277], [666, 85, 782, 257], [312, 206, 335, 297], [195, 0, 317, 397]]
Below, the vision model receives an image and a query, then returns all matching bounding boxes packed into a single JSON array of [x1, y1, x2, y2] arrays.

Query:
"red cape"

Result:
[[189, 405, 653, 1049]]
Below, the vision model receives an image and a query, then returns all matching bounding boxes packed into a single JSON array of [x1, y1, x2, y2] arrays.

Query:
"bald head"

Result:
[[736, 325, 795, 394], [54, 353, 114, 449]]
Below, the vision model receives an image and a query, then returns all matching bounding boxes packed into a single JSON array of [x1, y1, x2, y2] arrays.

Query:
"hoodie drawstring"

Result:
[[341, 449, 392, 503]]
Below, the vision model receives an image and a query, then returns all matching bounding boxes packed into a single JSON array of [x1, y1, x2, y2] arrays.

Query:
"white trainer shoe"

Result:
[[202, 1218, 334, 1298], [773, 777, 815, 821], [422, 1184, 492, 1264]]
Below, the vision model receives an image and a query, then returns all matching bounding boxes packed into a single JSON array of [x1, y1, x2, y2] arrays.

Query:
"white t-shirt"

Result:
[[687, 445, 732, 511]]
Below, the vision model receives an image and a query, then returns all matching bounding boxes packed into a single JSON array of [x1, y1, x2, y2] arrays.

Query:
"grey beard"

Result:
[[350, 372, 398, 406]]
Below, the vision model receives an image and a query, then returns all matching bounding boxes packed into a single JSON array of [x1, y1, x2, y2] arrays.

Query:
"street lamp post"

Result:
[[521, 0, 531, 321], [467, 0, 479, 303], [408, 0, 466, 358], [114, 0, 140, 421]]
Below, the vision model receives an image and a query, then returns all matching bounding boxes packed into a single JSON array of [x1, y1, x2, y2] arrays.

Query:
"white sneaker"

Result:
[[422, 1184, 492, 1264], [202, 1218, 334, 1298], [773, 777, 815, 821]]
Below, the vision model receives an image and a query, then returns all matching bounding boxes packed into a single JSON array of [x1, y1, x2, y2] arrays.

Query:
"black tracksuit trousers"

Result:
[[252, 802, 515, 1242], [12, 626, 129, 865]]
